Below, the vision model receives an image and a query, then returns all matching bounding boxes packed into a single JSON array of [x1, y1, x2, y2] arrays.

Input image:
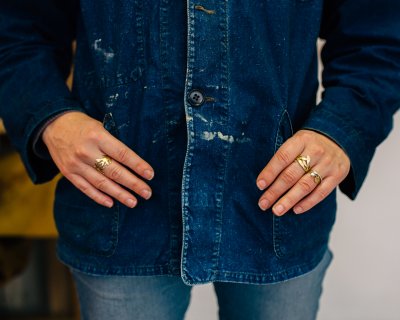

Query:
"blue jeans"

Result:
[[71, 250, 332, 320]]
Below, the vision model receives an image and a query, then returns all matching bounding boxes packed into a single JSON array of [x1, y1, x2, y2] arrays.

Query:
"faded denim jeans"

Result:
[[71, 250, 332, 320]]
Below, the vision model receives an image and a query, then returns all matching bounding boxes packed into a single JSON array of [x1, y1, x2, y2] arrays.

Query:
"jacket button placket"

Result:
[[181, 0, 230, 285], [187, 89, 205, 107]]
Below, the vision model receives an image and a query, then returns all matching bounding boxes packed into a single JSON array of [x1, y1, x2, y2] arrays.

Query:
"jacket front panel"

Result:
[[52, 0, 333, 284], [1, 0, 399, 285]]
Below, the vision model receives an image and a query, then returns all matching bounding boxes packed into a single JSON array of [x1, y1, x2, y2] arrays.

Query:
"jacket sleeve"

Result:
[[302, 0, 400, 199], [0, 0, 84, 183]]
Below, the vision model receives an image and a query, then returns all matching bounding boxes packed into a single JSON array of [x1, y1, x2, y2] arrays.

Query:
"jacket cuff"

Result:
[[22, 99, 85, 184]]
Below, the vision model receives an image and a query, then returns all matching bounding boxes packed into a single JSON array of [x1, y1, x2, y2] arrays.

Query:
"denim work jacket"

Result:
[[0, 1, 399, 285]]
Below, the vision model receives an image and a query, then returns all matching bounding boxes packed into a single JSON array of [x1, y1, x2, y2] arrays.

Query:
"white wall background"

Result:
[[185, 112, 400, 320]]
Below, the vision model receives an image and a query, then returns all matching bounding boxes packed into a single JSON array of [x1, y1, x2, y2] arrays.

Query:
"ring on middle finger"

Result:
[[295, 155, 311, 173], [310, 170, 323, 185]]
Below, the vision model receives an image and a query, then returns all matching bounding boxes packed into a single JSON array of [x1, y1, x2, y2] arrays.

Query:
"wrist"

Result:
[[42, 111, 84, 146]]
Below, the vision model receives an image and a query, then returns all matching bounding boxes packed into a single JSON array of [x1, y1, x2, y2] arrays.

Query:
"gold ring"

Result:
[[94, 155, 112, 174], [310, 170, 323, 184], [295, 155, 311, 173]]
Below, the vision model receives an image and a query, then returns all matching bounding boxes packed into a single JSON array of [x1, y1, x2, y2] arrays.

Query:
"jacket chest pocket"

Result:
[[77, 0, 146, 89]]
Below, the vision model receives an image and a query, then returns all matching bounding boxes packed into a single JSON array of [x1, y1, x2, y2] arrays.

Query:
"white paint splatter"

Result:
[[201, 131, 217, 141], [105, 93, 119, 109], [200, 131, 251, 144], [93, 39, 115, 62], [152, 129, 162, 144], [117, 123, 129, 130], [217, 132, 235, 143], [194, 113, 208, 123], [201, 131, 234, 143]]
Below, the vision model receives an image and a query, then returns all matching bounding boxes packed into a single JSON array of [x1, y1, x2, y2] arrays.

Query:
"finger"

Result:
[[256, 135, 305, 190], [83, 164, 139, 208], [293, 176, 337, 214], [258, 160, 308, 211], [271, 166, 328, 216], [99, 135, 155, 181], [67, 173, 114, 208], [100, 159, 152, 200]]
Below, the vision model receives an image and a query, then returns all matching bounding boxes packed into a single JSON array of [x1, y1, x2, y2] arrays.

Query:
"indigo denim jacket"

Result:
[[0, 0, 399, 284]]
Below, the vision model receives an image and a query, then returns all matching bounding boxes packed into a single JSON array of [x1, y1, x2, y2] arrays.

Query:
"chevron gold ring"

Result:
[[295, 155, 311, 173], [94, 155, 113, 174]]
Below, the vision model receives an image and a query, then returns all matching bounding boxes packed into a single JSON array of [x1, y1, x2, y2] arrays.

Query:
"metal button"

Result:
[[187, 89, 205, 107]]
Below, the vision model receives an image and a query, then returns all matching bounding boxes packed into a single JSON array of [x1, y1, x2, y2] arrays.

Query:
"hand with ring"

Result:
[[256, 129, 351, 216], [42, 111, 154, 208]]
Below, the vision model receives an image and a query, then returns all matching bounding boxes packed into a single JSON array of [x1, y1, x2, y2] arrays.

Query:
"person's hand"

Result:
[[256, 129, 350, 216], [42, 111, 154, 208]]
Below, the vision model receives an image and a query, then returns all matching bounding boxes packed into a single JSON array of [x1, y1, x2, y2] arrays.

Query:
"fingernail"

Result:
[[141, 189, 152, 200], [273, 204, 285, 216], [257, 179, 267, 190], [144, 169, 154, 180], [104, 200, 113, 208], [294, 206, 303, 214], [258, 199, 269, 211], [127, 198, 137, 208]]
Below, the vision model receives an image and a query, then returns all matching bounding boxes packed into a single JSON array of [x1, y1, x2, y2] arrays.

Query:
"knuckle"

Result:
[[265, 188, 279, 201], [312, 145, 326, 158], [94, 178, 108, 190], [338, 162, 350, 177], [129, 179, 142, 191], [64, 156, 82, 170], [129, 179, 148, 193], [117, 147, 129, 163], [92, 194, 107, 205], [314, 188, 329, 202], [331, 166, 342, 178], [114, 191, 126, 202], [109, 166, 122, 180], [71, 158, 83, 169], [74, 146, 89, 159], [71, 178, 85, 192], [60, 156, 80, 171], [275, 149, 291, 164], [280, 169, 298, 185], [327, 161, 348, 180], [298, 179, 314, 193], [60, 159, 79, 175], [86, 129, 102, 143], [79, 184, 91, 195], [297, 130, 312, 142], [281, 196, 295, 208]]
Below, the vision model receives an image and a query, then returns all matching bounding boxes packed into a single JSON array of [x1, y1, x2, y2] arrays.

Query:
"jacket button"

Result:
[[187, 89, 205, 107]]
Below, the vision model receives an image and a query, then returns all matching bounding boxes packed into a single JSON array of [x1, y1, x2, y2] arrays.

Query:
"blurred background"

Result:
[[0, 119, 77, 320]]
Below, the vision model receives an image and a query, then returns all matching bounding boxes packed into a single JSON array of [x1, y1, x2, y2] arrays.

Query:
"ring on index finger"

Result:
[[295, 155, 311, 173], [94, 155, 113, 174]]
